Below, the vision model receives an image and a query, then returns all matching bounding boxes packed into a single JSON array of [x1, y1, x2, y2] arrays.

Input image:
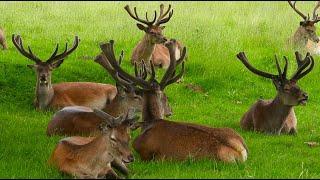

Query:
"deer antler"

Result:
[[155, 4, 173, 26], [288, 1, 308, 20], [124, 5, 157, 26], [291, 52, 314, 80], [12, 34, 42, 64], [312, 1, 320, 23], [159, 39, 186, 90], [236, 52, 279, 80], [99, 40, 152, 90], [46, 36, 79, 64]]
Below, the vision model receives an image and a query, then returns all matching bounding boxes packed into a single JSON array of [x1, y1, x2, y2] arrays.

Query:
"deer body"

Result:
[[288, 1, 320, 55], [240, 96, 297, 134], [49, 109, 136, 179], [98, 39, 248, 163], [12, 35, 121, 110], [38, 82, 117, 110], [46, 83, 144, 136], [236, 52, 313, 135], [134, 120, 247, 162], [49, 135, 116, 179], [132, 34, 183, 69], [0, 28, 7, 49], [125, 4, 184, 70]]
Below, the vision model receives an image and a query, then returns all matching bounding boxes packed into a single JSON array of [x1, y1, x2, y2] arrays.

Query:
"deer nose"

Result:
[[128, 154, 134, 162]]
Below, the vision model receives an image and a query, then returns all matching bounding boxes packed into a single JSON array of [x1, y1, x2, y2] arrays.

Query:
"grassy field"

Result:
[[0, 1, 320, 178]]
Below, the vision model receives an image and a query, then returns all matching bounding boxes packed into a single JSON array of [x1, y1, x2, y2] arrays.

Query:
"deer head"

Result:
[[96, 39, 186, 119], [236, 51, 314, 106], [93, 108, 139, 164], [95, 53, 143, 115], [12, 34, 79, 87], [289, 1, 320, 43], [124, 4, 173, 44]]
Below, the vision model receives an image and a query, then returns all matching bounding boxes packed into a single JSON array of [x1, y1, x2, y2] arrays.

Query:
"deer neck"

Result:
[[293, 27, 308, 48], [103, 95, 127, 117], [142, 91, 164, 124], [35, 77, 54, 109], [138, 34, 156, 62], [82, 134, 115, 160], [268, 95, 293, 131]]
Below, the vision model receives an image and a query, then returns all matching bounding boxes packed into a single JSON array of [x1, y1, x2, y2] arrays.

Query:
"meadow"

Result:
[[0, 1, 320, 178]]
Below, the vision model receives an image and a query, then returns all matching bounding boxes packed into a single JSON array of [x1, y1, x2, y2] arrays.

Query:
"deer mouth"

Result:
[[299, 98, 308, 105]]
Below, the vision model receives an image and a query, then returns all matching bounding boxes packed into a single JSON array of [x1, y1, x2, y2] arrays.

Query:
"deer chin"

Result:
[[121, 158, 131, 164]]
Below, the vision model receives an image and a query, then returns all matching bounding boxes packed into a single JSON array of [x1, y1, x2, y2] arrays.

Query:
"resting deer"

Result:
[[0, 27, 7, 50], [46, 82, 143, 136], [124, 4, 184, 70], [236, 51, 314, 135], [99, 39, 248, 163], [288, 1, 320, 55], [12, 34, 117, 110], [48, 109, 137, 179]]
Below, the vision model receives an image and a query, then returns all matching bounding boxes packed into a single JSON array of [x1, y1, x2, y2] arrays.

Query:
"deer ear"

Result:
[[50, 59, 64, 69], [137, 23, 147, 32]]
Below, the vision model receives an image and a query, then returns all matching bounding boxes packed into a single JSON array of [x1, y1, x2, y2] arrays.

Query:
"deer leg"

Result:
[[104, 168, 121, 179], [111, 159, 129, 176]]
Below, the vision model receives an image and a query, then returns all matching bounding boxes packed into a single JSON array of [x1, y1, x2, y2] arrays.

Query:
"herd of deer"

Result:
[[0, 1, 318, 179]]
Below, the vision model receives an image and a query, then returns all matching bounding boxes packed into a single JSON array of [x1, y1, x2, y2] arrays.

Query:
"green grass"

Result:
[[1, 1, 320, 178]]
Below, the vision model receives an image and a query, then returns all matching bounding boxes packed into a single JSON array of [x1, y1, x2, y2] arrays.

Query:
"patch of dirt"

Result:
[[80, 55, 95, 61], [185, 83, 208, 96]]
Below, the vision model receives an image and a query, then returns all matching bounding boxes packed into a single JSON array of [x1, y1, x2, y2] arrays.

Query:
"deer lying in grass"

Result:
[[99, 39, 248, 163], [0, 27, 7, 50], [288, 1, 320, 55], [45, 53, 173, 136], [46, 83, 143, 136], [12, 34, 117, 110], [236, 51, 314, 135], [48, 109, 137, 179], [124, 4, 184, 70]]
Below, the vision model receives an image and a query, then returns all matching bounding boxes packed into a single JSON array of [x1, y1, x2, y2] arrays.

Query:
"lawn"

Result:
[[0, 1, 320, 179]]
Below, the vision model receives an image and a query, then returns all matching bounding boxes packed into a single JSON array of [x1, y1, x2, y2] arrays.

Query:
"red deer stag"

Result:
[[288, 1, 320, 55], [124, 4, 185, 71], [0, 27, 7, 49], [48, 109, 137, 179], [46, 53, 173, 136], [236, 51, 314, 135], [12, 34, 117, 110], [99, 39, 248, 163]]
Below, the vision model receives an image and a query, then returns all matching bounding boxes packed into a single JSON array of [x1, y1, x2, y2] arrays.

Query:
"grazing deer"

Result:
[[99, 39, 248, 163], [0, 27, 7, 50], [124, 4, 184, 70], [288, 1, 320, 54], [12, 34, 117, 110], [236, 51, 314, 135], [48, 109, 137, 179]]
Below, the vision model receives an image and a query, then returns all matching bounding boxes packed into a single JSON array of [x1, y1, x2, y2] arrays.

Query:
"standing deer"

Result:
[[0, 27, 7, 49], [99, 39, 248, 163], [12, 34, 118, 110], [48, 109, 137, 179], [236, 51, 314, 135], [288, 1, 320, 54], [124, 4, 184, 70]]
